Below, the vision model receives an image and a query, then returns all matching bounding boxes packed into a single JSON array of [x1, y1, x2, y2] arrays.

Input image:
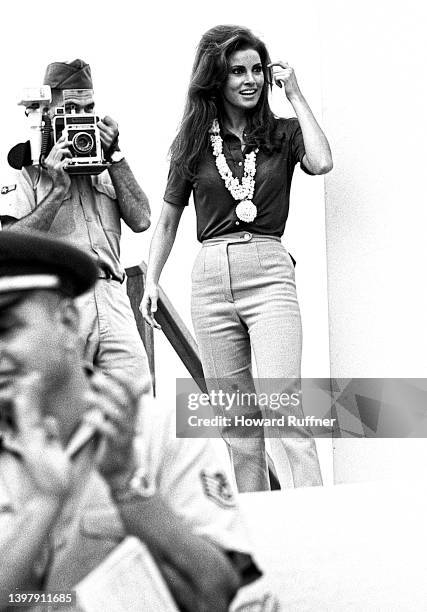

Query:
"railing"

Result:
[[126, 262, 207, 395]]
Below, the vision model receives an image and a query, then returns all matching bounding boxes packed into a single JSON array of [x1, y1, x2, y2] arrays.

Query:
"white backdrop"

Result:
[[319, 0, 427, 483]]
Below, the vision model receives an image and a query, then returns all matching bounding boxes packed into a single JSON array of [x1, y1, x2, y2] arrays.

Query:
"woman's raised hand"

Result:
[[140, 283, 162, 329], [268, 61, 302, 101]]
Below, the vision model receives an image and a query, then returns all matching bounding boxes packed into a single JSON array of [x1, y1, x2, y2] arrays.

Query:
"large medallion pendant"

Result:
[[235, 200, 257, 223]]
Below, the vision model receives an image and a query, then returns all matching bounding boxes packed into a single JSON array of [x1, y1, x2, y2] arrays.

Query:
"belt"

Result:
[[202, 232, 281, 246], [97, 269, 124, 283]]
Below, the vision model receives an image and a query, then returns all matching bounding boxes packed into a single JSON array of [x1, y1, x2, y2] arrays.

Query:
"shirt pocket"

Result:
[[59, 507, 126, 589], [93, 182, 121, 234], [93, 179, 116, 201]]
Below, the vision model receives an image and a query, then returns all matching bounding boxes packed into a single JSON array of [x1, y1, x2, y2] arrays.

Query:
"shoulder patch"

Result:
[[200, 470, 236, 508], [1, 185, 17, 195]]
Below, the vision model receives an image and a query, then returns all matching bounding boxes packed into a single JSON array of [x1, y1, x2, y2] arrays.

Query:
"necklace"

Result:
[[209, 118, 258, 223]]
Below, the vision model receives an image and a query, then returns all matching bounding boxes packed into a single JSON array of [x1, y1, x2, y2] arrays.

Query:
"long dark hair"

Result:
[[170, 25, 277, 180]]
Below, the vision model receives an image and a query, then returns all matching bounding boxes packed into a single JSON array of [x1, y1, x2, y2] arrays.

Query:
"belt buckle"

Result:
[[99, 268, 112, 280]]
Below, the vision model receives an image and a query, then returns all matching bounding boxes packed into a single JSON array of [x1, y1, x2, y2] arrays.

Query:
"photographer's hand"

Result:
[[43, 133, 72, 193], [8, 133, 74, 231], [98, 115, 119, 153], [98, 115, 151, 233]]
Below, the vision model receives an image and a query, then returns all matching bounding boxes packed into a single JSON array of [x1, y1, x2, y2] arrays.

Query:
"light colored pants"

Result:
[[75, 278, 151, 392], [191, 232, 322, 492]]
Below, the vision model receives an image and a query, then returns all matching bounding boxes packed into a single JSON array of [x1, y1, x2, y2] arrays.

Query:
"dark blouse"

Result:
[[164, 117, 312, 242]]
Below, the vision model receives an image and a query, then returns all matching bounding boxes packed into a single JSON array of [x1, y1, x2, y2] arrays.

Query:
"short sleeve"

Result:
[[135, 400, 253, 555], [288, 118, 315, 176], [134, 404, 274, 606], [163, 161, 193, 207], [0, 167, 37, 222]]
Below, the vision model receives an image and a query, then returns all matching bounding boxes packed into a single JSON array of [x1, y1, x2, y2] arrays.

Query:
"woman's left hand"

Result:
[[268, 61, 302, 101]]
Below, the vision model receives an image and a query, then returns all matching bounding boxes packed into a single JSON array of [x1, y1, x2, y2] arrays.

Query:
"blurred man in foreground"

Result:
[[0, 231, 241, 611]]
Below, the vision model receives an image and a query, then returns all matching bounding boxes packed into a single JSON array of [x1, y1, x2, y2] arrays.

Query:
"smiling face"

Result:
[[221, 48, 265, 118], [0, 291, 79, 431]]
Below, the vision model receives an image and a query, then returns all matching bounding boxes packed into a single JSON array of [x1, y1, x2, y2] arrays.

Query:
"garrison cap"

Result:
[[0, 230, 97, 308], [43, 59, 93, 90]]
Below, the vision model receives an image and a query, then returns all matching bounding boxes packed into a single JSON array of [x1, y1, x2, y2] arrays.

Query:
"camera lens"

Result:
[[72, 131, 94, 154]]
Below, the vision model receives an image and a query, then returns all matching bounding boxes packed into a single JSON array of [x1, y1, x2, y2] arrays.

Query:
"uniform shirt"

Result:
[[0, 166, 25, 230], [134, 400, 279, 609], [164, 117, 312, 242], [0, 166, 124, 281], [134, 398, 255, 555], [0, 439, 47, 594], [0, 403, 261, 604], [0, 434, 122, 608]]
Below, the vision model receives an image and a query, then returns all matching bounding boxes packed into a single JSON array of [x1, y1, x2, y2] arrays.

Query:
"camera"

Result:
[[52, 108, 107, 175], [11, 86, 108, 175]]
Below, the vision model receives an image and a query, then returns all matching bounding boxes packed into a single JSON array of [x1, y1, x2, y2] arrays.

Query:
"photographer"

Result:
[[0, 59, 151, 389], [0, 231, 242, 612]]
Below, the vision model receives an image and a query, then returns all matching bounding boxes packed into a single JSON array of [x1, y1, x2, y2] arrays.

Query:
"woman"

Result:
[[140, 25, 333, 492]]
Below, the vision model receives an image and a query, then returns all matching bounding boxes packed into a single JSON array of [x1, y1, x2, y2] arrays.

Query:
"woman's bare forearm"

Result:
[[145, 202, 184, 286], [289, 92, 333, 174]]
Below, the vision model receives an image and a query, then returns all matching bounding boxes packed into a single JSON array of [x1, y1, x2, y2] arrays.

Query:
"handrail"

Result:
[[126, 262, 208, 394]]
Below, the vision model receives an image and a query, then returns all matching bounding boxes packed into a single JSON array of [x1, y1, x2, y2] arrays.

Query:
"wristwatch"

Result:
[[109, 150, 125, 164]]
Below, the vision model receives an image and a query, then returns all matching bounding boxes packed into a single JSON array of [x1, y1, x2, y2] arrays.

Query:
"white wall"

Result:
[[319, 0, 427, 482]]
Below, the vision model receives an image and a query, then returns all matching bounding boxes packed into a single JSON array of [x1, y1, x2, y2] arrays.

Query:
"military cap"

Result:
[[43, 59, 93, 90], [0, 230, 97, 308]]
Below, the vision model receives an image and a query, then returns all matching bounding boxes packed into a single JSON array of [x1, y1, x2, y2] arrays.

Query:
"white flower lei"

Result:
[[209, 118, 259, 222]]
